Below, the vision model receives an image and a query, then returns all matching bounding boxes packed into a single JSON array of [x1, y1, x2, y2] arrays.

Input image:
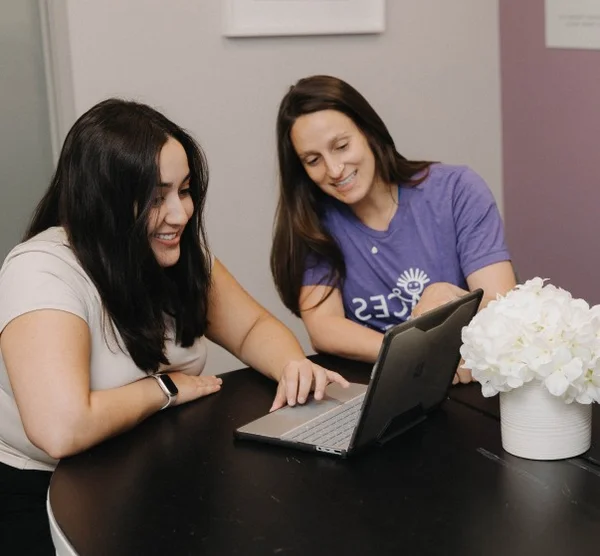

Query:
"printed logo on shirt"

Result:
[[351, 268, 431, 329]]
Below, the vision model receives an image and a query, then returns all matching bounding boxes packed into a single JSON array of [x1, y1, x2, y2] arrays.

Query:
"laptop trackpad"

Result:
[[237, 382, 367, 438]]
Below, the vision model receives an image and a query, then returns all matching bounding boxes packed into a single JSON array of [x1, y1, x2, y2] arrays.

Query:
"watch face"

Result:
[[159, 374, 179, 396]]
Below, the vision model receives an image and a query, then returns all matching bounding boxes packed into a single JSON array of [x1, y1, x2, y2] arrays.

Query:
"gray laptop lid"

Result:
[[349, 288, 483, 452]]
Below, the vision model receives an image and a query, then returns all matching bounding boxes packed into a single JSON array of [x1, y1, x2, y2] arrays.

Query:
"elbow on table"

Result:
[[307, 330, 336, 358], [306, 328, 325, 353], [25, 420, 84, 461]]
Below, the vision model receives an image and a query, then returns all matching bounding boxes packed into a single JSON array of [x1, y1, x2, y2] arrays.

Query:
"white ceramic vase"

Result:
[[499, 379, 592, 460]]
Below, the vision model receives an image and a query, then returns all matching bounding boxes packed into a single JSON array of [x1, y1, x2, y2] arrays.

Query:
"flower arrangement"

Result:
[[460, 278, 600, 404]]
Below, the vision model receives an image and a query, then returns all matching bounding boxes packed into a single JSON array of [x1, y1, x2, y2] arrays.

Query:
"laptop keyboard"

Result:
[[281, 393, 365, 450]]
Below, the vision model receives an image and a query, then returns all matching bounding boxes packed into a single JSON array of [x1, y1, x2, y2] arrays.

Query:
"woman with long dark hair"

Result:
[[0, 98, 347, 553], [271, 75, 516, 373]]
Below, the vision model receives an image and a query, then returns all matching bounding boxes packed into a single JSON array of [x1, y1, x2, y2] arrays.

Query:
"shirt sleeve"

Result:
[[452, 168, 511, 278], [0, 250, 90, 333], [302, 252, 338, 288]]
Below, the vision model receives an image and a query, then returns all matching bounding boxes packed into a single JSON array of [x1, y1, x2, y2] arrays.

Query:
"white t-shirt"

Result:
[[0, 227, 208, 471]]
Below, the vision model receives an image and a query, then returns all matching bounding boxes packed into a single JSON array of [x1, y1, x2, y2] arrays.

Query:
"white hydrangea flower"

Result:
[[460, 278, 600, 404]]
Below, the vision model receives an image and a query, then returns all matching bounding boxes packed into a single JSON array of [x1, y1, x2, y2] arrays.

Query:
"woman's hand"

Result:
[[452, 360, 474, 385], [411, 282, 468, 319], [165, 372, 223, 407], [269, 359, 350, 412]]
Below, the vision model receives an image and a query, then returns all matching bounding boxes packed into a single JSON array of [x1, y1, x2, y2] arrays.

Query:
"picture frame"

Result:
[[223, 0, 386, 37], [545, 0, 600, 50]]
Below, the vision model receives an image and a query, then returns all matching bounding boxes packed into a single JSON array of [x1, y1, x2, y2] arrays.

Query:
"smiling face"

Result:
[[290, 109, 380, 206], [147, 137, 194, 267]]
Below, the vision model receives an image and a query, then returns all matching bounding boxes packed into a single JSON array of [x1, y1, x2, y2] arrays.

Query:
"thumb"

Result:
[[270, 381, 287, 412]]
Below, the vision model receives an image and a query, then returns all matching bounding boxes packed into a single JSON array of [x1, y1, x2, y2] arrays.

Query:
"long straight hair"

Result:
[[26, 98, 211, 372], [271, 75, 432, 316]]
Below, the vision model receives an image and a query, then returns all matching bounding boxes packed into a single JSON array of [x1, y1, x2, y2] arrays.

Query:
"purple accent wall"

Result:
[[500, 0, 600, 303]]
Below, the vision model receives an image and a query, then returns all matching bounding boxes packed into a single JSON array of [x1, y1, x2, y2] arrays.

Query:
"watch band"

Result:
[[152, 374, 178, 410]]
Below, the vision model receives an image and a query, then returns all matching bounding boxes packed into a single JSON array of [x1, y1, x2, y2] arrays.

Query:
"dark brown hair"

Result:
[[26, 98, 211, 372], [271, 75, 432, 316]]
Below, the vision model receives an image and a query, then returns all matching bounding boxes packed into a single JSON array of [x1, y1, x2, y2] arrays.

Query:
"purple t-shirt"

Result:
[[303, 164, 511, 331]]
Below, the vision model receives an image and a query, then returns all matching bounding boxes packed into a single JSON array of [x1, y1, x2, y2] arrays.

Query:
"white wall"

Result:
[[50, 0, 502, 374], [0, 0, 53, 260]]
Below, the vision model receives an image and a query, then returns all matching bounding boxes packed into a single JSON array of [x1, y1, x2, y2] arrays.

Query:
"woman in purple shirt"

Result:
[[270, 75, 516, 382]]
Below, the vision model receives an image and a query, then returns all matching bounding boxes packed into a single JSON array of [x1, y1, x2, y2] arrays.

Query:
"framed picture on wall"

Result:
[[545, 0, 600, 50], [223, 0, 386, 37]]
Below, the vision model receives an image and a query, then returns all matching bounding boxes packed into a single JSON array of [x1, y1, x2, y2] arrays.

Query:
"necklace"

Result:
[[370, 187, 398, 255], [354, 185, 399, 233], [384, 186, 399, 228]]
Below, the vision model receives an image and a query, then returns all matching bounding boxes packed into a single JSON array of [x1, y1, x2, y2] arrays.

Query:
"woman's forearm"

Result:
[[307, 315, 383, 364], [33, 377, 165, 460], [236, 313, 308, 381]]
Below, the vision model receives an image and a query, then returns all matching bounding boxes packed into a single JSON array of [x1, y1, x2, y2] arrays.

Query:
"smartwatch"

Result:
[[152, 373, 179, 410]]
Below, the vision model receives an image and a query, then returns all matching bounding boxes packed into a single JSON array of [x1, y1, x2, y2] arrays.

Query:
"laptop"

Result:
[[235, 288, 483, 458]]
